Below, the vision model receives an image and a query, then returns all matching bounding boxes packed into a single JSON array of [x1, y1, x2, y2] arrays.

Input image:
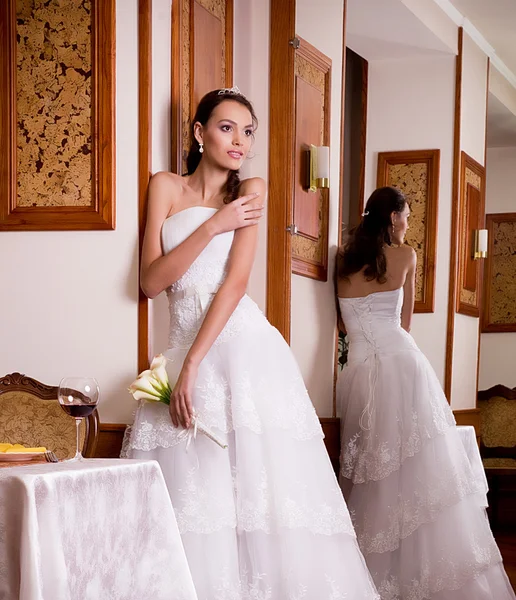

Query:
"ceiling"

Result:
[[487, 92, 516, 148], [450, 0, 516, 75], [347, 0, 454, 61], [449, 0, 516, 146]]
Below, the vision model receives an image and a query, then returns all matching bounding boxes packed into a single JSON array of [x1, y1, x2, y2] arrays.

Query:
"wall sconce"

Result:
[[473, 229, 488, 259], [305, 144, 330, 192]]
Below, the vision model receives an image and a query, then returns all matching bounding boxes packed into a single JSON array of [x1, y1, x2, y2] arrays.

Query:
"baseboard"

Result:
[[321, 417, 341, 476], [453, 408, 481, 442], [94, 423, 126, 458]]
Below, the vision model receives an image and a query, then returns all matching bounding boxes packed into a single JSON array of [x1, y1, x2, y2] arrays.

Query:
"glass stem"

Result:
[[75, 418, 82, 460]]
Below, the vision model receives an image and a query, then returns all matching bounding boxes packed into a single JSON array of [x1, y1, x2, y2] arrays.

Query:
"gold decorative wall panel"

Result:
[[457, 152, 485, 317], [483, 213, 516, 332], [292, 37, 331, 281], [0, 0, 115, 230], [172, 0, 233, 174], [377, 149, 440, 313], [16, 0, 92, 208]]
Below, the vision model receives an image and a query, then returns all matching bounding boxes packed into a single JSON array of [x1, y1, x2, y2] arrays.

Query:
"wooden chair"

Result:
[[478, 385, 516, 528], [0, 372, 99, 460]]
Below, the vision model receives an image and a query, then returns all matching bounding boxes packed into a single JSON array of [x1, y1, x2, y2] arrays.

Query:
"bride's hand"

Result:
[[169, 362, 197, 429], [208, 193, 263, 235]]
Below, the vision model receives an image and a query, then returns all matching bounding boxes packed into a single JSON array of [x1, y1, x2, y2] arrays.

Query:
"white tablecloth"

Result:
[[457, 425, 489, 504], [0, 459, 198, 600]]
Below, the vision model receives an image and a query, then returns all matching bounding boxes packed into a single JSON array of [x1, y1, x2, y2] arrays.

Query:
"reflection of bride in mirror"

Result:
[[336, 186, 515, 599], [123, 88, 379, 599]]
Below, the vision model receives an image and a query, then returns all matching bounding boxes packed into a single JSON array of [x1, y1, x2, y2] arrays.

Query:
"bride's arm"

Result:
[[140, 172, 262, 299], [169, 177, 266, 428], [401, 246, 417, 332]]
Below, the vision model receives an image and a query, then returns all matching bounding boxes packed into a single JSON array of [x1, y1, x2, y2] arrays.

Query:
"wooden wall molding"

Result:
[[444, 27, 464, 402], [358, 58, 368, 220], [453, 408, 481, 441], [456, 151, 485, 317], [94, 423, 127, 458], [333, 0, 347, 418], [138, 0, 152, 373], [477, 58, 490, 394], [291, 38, 331, 282], [0, 0, 115, 231], [266, 0, 296, 342], [171, 0, 233, 174], [377, 149, 440, 313]]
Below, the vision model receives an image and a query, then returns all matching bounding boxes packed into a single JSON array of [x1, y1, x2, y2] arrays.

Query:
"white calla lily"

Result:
[[129, 375, 162, 399], [130, 389, 168, 403], [150, 354, 167, 370]]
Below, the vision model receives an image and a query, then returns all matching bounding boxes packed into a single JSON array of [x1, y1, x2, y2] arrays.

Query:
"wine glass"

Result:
[[58, 377, 99, 461]]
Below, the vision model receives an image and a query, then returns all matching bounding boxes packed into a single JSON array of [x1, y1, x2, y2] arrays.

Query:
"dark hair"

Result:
[[185, 89, 258, 203], [337, 186, 407, 283]]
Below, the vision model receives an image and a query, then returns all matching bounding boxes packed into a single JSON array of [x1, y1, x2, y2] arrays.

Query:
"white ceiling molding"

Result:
[[431, 0, 516, 89]]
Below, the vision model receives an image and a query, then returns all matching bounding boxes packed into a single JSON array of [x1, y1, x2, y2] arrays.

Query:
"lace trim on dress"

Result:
[[356, 467, 488, 555], [174, 466, 356, 537], [211, 568, 380, 600], [375, 538, 502, 600], [341, 398, 456, 484], [125, 367, 323, 452]]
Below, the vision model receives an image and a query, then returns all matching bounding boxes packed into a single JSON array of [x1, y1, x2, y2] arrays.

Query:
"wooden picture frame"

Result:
[[457, 152, 485, 317], [482, 213, 516, 332], [171, 0, 233, 174], [0, 0, 115, 231], [291, 37, 331, 282], [377, 149, 440, 313]]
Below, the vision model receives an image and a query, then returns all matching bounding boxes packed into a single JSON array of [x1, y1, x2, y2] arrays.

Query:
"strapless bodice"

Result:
[[339, 288, 418, 363], [161, 207, 266, 349]]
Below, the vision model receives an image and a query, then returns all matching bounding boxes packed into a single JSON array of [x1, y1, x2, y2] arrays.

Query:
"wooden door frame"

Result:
[[266, 0, 296, 343], [138, 0, 152, 372]]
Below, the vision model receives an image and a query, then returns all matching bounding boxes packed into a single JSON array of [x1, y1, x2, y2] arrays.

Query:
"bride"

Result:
[[336, 185, 515, 599], [123, 88, 378, 599]]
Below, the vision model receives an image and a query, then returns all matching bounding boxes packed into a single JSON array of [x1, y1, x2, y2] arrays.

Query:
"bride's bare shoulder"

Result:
[[239, 177, 266, 195], [147, 172, 188, 217], [149, 171, 185, 190]]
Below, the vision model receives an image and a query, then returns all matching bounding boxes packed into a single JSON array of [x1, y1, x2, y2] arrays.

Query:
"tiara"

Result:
[[218, 86, 242, 96]]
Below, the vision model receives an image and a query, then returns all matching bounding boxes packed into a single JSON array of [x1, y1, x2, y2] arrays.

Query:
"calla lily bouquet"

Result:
[[128, 355, 227, 450]]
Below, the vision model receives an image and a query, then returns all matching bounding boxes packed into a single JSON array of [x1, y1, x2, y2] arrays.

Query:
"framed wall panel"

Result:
[[377, 149, 440, 313], [171, 0, 233, 174], [457, 151, 485, 317], [482, 213, 516, 332], [292, 38, 331, 281], [0, 0, 115, 231]]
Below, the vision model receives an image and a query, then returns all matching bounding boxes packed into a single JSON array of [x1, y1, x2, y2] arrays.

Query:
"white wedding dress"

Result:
[[123, 207, 379, 600], [337, 288, 515, 600]]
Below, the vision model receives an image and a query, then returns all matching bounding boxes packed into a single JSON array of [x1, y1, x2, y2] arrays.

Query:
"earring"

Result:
[[199, 143, 204, 154]]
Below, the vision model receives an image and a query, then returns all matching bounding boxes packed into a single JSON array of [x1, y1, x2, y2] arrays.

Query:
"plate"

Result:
[[0, 452, 45, 462]]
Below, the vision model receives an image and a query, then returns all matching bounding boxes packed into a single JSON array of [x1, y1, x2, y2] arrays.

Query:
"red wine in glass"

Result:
[[58, 377, 99, 460], [60, 404, 97, 419]]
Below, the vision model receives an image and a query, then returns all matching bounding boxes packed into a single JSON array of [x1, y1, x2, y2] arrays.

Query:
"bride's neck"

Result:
[[188, 161, 229, 203]]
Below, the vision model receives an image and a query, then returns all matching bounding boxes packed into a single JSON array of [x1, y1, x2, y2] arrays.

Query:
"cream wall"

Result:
[[364, 55, 456, 384], [149, 0, 173, 361], [450, 31, 488, 410], [478, 146, 516, 390], [234, 0, 270, 313], [290, 0, 344, 416], [0, 0, 140, 424]]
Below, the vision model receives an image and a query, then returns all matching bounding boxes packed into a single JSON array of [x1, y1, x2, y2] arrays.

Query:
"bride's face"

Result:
[[195, 100, 255, 171], [392, 203, 410, 244]]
